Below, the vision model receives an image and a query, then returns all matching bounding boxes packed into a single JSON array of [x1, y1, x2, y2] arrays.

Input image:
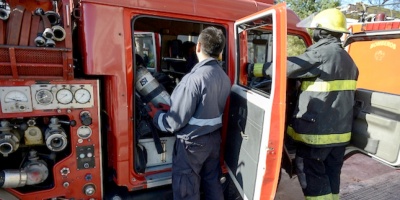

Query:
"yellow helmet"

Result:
[[297, 8, 349, 34]]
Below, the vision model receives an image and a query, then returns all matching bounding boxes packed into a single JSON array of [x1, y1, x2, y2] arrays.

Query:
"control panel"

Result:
[[0, 84, 95, 114], [0, 80, 102, 199]]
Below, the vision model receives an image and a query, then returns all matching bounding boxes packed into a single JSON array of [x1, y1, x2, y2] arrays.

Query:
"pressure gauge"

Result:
[[77, 126, 92, 139], [35, 89, 53, 105], [74, 88, 91, 104], [56, 88, 73, 104], [0, 86, 32, 113], [4, 90, 28, 103]]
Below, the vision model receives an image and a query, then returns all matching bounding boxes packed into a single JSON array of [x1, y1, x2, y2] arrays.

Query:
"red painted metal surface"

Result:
[[261, 4, 287, 199], [0, 0, 312, 198], [77, 0, 309, 195], [347, 21, 400, 95], [363, 21, 400, 31], [0, 0, 74, 80]]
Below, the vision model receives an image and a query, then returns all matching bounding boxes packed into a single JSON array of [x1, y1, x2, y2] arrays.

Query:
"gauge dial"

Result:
[[35, 89, 54, 105], [74, 88, 91, 104], [4, 90, 28, 103], [56, 88, 73, 104], [77, 126, 92, 139]]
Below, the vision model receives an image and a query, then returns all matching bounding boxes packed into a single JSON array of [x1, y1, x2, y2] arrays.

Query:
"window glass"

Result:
[[177, 35, 198, 44], [287, 35, 307, 57], [238, 30, 307, 95], [135, 32, 156, 68]]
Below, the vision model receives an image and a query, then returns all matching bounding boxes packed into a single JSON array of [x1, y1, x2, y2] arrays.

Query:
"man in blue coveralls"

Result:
[[148, 26, 231, 200]]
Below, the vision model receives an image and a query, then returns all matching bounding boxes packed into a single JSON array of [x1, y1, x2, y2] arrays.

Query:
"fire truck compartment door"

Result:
[[225, 3, 287, 199], [350, 89, 400, 167]]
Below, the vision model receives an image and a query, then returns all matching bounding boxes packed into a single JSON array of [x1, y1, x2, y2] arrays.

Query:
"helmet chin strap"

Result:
[[312, 29, 323, 42], [312, 29, 343, 42]]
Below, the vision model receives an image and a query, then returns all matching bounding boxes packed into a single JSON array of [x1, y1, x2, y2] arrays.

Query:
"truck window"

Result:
[[134, 32, 157, 69], [287, 35, 307, 57], [241, 33, 307, 95], [177, 35, 198, 44]]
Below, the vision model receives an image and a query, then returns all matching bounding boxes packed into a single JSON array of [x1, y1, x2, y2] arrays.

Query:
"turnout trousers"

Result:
[[295, 144, 346, 200], [172, 130, 224, 200]]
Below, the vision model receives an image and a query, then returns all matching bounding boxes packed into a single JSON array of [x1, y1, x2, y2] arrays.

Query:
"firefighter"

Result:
[[148, 26, 231, 200], [248, 8, 359, 200]]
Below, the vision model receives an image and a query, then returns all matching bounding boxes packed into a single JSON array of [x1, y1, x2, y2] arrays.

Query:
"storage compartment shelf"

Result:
[[0, 0, 73, 80]]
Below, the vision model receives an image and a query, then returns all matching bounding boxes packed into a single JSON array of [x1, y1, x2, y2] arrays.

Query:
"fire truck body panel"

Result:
[[0, 0, 314, 199], [345, 21, 400, 169], [77, 0, 307, 194]]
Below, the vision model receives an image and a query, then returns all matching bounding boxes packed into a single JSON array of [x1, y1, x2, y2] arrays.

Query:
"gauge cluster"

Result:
[[0, 84, 95, 113], [0, 86, 33, 113]]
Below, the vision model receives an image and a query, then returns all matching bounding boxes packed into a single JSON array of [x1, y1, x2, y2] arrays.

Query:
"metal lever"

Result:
[[237, 119, 248, 140], [58, 120, 77, 127]]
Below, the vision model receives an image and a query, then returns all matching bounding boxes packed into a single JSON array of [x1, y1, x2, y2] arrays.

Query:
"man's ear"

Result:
[[196, 42, 201, 53]]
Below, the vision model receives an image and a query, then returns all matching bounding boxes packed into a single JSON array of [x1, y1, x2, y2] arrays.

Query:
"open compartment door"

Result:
[[350, 89, 400, 167], [345, 31, 400, 168], [224, 3, 287, 200]]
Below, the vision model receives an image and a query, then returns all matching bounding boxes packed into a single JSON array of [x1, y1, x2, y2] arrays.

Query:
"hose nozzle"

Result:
[[45, 38, 55, 47], [42, 28, 54, 40], [0, 2, 10, 20], [52, 25, 66, 41], [45, 11, 60, 26], [34, 35, 46, 47]]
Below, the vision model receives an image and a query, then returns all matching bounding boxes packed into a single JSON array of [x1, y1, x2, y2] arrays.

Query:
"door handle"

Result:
[[354, 100, 364, 108], [238, 119, 248, 140]]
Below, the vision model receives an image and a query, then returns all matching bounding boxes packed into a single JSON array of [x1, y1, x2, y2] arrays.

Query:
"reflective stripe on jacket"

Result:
[[257, 37, 359, 147], [153, 58, 231, 140]]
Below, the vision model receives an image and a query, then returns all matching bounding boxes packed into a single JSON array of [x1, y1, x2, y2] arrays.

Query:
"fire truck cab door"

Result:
[[350, 89, 400, 168], [225, 3, 287, 199], [346, 32, 400, 168]]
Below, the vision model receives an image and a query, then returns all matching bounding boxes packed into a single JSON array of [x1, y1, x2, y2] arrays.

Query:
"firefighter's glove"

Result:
[[246, 63, 255, 78], [147, 103, 169, 118], [247, 62, 272, 78], [158, 103, 170, 111], [247, 63, 266, 78], [147, 102, 159, 118]]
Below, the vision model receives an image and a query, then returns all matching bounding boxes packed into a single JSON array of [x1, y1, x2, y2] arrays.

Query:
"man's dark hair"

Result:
[[198, 26, 225, 58]]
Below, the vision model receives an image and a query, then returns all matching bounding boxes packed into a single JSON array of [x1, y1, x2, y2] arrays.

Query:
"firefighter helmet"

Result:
[[297, 8, 349, 34]]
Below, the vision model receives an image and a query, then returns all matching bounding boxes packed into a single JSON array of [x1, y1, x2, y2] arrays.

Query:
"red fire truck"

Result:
[[0, 1, 311, 199], [1, 0, 398, 199], [344, 18, 400, 169]]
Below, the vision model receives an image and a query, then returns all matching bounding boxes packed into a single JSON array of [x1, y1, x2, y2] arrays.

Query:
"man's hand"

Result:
[[147, 102, 159, 118], [147, 102, 170, 118], [246, 63, 255, 78], [158, 103, 170, 111], [246, 62, 273, 78]]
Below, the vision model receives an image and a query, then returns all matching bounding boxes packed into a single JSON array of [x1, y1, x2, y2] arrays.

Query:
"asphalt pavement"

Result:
[[275, 153, 400, 200]]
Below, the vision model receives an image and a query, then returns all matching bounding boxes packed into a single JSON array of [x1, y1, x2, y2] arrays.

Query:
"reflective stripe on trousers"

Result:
[[301, 80, 356, 92], [287, 126, 351, 146], [295, 145, 345, 200], [305, 193, 339, 200]]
